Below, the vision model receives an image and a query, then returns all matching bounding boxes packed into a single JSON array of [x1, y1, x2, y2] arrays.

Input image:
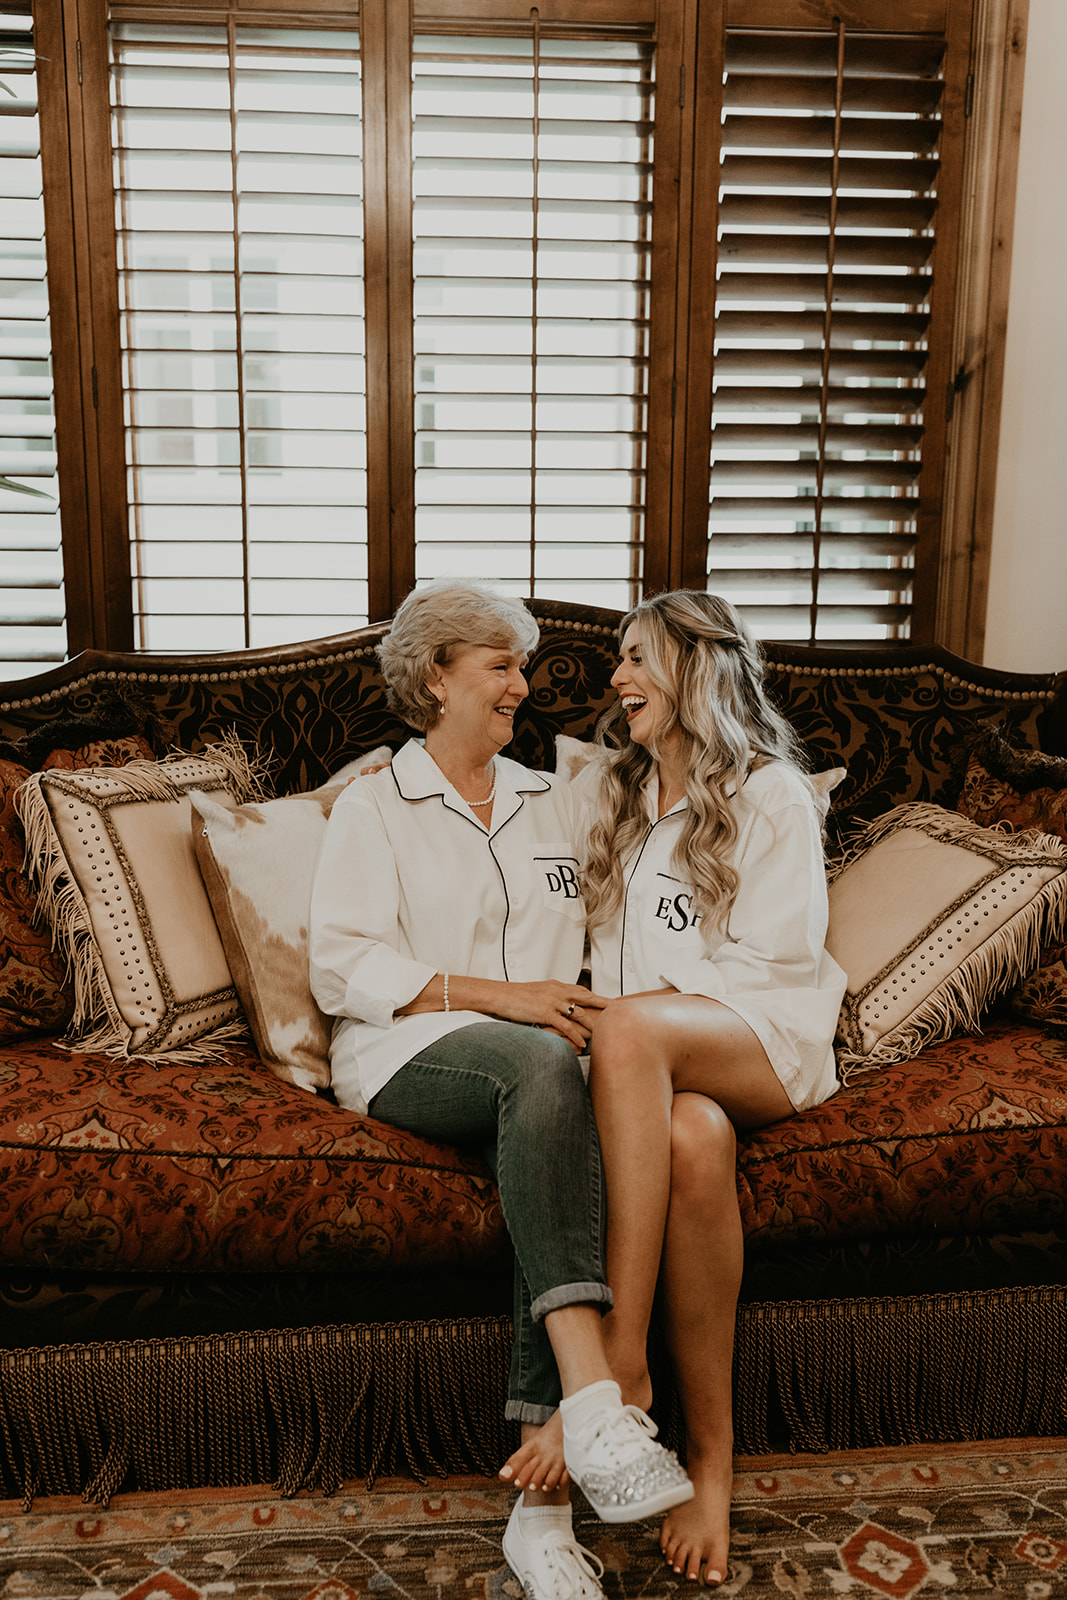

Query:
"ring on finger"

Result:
[[566, 1002, 576, 1017]]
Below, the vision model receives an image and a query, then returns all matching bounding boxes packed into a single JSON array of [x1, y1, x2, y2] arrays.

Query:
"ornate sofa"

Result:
[[0, 598, 1065, 1506]]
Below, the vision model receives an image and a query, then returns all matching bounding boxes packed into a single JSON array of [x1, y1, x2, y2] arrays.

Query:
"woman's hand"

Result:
[[491, 980, 610, 1052], [400, 975, 609, 1053]]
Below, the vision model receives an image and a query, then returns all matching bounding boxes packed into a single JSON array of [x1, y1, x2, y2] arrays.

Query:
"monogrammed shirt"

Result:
[[583, 760, 846, 1113], [309, 739, 586, 1113]]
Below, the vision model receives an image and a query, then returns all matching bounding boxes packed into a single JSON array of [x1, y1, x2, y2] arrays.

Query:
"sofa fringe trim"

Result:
[[0, 1290, 1065, 1507]]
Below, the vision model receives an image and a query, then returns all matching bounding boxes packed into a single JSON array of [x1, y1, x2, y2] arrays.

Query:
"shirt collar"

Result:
[[391, 739, 550, 820]]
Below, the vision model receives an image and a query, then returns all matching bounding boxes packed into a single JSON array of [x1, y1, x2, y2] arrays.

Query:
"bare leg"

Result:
[[658, 1093, 741, 1585], [587, 995, 792, 1581]]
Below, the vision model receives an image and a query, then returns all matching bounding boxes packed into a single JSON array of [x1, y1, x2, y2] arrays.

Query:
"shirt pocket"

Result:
[[531, 844, 585, 922]]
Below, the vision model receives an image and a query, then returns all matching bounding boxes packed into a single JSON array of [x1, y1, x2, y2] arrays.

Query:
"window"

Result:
[[411, 31, 653, 609], [706, 25, 943, 643], [0, 7, 66, 680], [111, 22, 366, 651], [23, 0, 1004, 665]]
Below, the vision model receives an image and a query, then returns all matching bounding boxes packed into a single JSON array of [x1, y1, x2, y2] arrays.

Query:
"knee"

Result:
[[516, 1028, 587, 1108], [588, 994, 662, 1065], [670, 1093, 736, 1200]]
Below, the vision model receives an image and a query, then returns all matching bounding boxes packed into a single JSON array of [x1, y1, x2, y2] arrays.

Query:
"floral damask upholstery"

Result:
[[2, 1021, 1061, 1288], [738, 1017, 1067, 1250], [0, 1040, 506, 1277]]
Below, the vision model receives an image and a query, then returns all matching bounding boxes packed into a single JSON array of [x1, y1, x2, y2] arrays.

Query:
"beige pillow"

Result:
[[190, 751, 392, 1091], [16, 737, 265, 1061], [827, 803, 1067, 1075]]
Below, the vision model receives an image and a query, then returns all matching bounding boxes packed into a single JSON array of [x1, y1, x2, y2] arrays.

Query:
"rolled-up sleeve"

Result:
[[658, 800, 829, 1000], [309, 789, 436, 1030]]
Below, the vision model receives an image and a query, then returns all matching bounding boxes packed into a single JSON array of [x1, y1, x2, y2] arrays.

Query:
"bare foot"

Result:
[[659, 1441, 733, 1585], [499, 1410, 568, 1491], [497, 1364, 653, 1492]]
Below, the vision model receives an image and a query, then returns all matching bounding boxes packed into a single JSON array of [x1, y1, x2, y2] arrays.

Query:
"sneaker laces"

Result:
[[535, 1529, 606, 1600], [571, 1402, 658, 1467]]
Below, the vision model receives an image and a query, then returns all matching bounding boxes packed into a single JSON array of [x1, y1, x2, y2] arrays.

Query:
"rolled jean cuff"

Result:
[[505, 1399, 558, 1426], [530, 1280, 613, 1323]]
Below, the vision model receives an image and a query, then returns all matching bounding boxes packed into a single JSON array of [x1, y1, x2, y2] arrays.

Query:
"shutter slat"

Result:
[[717, 233, 934, 270], [714, 386, 926, 415], [720, 154, 939, 190], [719, 193, 937, 230], [726, 33, 944, 78], [716, 273, 934, 305], [722, 113, 941, 154], [725, 73, 942, 115], [713, 422, 924, 451], [714, 349, 927, 380], [717, 309, 929, 342]]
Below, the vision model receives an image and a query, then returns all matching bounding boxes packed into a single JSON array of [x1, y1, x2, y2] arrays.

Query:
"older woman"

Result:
[[309, 582, 692, 1600], [506, 591, 846, 1589]]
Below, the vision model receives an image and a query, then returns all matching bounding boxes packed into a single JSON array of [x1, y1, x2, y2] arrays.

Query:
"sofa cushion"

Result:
[[0, 735, 156, 1047], [190, 750, 392, 1093], [827, 803, 1067, 1072], [0, 1038, 506, 1276], [16, 739, 265, 1061], [737, 1017, 1067, 1253]]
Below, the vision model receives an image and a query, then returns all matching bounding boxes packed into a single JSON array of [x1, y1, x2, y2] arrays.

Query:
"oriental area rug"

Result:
[[2, 1438, 1067, 1600]]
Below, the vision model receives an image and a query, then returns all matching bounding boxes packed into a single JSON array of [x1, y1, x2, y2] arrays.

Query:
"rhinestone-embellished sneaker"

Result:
[[502, 1498, 606, 1600], [563, 1396, 694, 1524]]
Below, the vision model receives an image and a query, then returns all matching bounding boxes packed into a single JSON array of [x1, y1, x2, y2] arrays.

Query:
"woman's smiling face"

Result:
[[610, 623, 674, 749], [429, 643, 529, 752]]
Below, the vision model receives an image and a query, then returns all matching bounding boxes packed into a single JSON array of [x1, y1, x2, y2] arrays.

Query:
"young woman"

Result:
[[504, 591, 846, 1588], [309, 582, 692, 1600]]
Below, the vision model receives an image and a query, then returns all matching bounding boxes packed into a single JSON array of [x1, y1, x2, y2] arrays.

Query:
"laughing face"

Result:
[[429, 643, 529, 755], [611, 623, 677, 751]]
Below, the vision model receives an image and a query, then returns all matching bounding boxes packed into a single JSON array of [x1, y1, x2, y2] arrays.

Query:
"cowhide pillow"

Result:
[[191, 751, 392, 1090]]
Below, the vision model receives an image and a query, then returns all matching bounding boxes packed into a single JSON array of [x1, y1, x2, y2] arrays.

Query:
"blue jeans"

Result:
[[368, 1020, 611, 1424]]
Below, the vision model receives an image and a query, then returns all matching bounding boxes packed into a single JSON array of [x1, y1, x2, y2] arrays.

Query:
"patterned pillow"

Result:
[[827, 803, 1067, 1075], [0, 734, 156, 1046], [190, 751, 392, 1090], [956, 726, 1067, 839], [16, 736, 265, 1061], [955, 728, 1067, 1034]]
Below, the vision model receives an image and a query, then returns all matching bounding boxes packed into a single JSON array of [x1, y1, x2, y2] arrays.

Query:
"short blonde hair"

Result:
[[377, 582, 540, 732]]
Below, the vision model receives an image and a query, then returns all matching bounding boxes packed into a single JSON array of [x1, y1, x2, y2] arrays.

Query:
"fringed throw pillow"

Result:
[[0, 734, 156, 1046], [16, 735, 266, 1062], [827, 803, 1067, 1076], [190, 751, 392, 1091]]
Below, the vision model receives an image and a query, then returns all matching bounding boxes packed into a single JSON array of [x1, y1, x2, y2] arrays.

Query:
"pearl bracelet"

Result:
[[443, 973, 450, 1012]]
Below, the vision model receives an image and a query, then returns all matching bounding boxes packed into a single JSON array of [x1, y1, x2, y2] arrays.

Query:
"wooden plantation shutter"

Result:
[[0, 6, 67, 679], [110, 20, 366, 652], [410, 25, 654, 609], [699, 10, 966, 645]]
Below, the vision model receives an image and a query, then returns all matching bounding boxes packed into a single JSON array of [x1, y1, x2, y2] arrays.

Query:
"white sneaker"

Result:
[[563, 1398, 694, 1524], [502, 1498, 606, 1600]]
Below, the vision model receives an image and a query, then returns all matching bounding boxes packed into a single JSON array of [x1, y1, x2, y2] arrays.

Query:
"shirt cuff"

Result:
[[345, 949, 438, 1029]]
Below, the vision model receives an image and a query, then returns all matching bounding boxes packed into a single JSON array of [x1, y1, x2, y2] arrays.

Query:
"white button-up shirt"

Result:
[[309, 739, 586, 1113], [583, 760, 846, 1112]]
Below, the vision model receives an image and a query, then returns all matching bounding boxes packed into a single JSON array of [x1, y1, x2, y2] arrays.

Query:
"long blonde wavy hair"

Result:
[[583, 591, 809, 937]]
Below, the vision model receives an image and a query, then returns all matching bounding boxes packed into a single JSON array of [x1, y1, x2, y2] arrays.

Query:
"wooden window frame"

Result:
[[31, 0, 1025, 654]]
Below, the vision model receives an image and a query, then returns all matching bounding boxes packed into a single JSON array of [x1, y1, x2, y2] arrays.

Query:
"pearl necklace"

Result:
[[463, 762, 497, 808]]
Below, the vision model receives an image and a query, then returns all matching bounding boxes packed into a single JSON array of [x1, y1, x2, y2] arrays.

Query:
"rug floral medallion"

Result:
[[1, 1441, 1066, 1600]]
